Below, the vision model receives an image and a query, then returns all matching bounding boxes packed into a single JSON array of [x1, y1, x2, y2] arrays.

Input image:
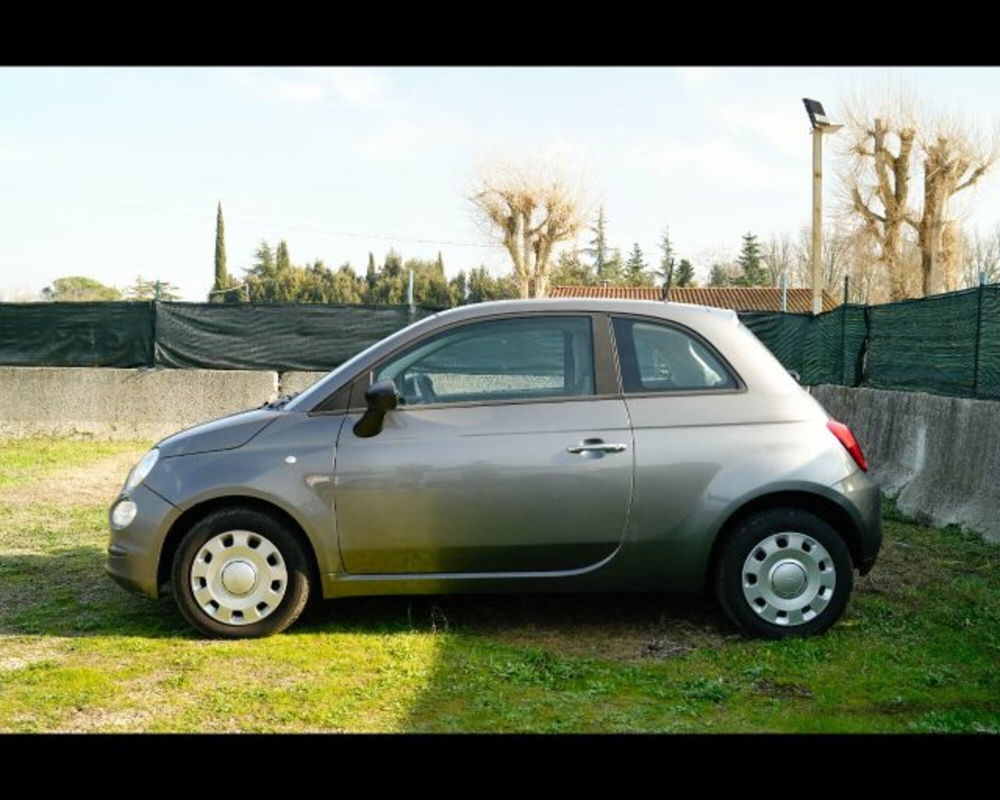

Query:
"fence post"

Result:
[[149, 299, 158, 369], [973, 277, 985, 398], [840, 276, 850, 384]]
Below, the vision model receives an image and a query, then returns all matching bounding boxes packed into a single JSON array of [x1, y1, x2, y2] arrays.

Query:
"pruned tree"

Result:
[[468, 157, 588, 298], [840, 88, 999, 299], [840, 93, 918, 301], [911, 121, 999, 295]]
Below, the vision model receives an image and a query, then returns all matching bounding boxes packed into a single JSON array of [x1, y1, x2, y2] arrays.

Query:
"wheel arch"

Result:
[[703, 487, 866, 593], [157, 495, 323, 597]]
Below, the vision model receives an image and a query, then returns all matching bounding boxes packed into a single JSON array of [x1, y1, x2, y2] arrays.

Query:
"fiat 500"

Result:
[[107, 298, 881, 639]]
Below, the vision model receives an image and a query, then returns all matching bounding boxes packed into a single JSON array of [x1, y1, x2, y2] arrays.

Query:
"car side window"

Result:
[[612, 317, 737, 393], [373, 316, 595, 406]]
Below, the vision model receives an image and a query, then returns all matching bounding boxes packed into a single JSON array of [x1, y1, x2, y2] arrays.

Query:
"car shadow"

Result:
[[0, 546, 740, 653], [0, 547, 188, 638]]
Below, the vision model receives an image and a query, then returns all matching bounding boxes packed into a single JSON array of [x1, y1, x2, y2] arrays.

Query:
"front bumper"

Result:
[[105, 483, 180, 599]]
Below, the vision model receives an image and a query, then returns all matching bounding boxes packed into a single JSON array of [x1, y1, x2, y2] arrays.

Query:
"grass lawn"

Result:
[[0, 437, 997, 733]]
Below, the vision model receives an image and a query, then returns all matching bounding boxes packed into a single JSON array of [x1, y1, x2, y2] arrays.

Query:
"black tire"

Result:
[[714, 507, 854, 639], [171, 506, 312, 639]]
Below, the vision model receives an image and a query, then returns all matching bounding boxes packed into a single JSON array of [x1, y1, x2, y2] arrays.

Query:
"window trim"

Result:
[[326, 311, 620, 414], [609, 313, 747, 397]]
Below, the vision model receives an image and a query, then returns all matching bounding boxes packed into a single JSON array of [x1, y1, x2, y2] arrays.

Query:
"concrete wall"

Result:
[[279, 371, 327, 396], [812, 384, 1000, 542], [0, 367, 278, 441], [3, 367, 997, 541]]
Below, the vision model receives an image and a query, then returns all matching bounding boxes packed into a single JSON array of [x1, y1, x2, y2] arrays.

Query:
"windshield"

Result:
[[283, 313, 440, 412]]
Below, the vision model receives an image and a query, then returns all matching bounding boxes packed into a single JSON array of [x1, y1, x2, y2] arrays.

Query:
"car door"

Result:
[[333, 312, 633, 575], [609, 314, 748, 584]]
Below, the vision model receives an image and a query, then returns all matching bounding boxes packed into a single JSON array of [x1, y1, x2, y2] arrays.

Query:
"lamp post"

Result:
[[802, 99, 842, 315]]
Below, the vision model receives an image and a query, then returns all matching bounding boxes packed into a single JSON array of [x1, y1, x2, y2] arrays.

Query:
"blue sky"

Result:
[[3, 66, 1000, 300]]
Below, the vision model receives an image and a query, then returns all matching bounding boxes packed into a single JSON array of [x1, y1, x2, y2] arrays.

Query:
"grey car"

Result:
[[106, 298, 881, 639]]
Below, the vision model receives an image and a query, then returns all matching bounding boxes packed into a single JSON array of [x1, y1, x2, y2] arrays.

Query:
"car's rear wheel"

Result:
[[715, 507, 853, 638], [171, 507, 311, 639]]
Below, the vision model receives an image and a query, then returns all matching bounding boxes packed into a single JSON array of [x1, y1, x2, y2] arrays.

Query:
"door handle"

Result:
[[567, 441, 628, 454]]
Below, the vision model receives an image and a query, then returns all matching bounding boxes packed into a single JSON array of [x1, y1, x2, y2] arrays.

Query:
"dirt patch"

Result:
[[855, 532, 951, 599], [753, 679, 814, 699], [0, 448, 146, 508], [330, 592, 738, 663], [59, 706, 154, 732]]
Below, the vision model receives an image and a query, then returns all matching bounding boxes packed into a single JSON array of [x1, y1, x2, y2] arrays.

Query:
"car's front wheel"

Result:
[[171, 507, 312, 639], [715, 507, 853, 638]]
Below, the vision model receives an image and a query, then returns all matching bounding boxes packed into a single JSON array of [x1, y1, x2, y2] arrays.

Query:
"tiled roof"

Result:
[[548, 284, 839, 313]]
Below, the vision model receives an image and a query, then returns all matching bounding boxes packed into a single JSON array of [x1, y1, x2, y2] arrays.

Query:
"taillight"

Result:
[[827, 419, 868, 472]]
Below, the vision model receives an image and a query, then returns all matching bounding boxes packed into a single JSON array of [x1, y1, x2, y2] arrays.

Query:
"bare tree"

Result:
[[762, 233, 795, 287], [910, 120, 1000, 296], [793, 223, 855, 298], [468, 157, 588, 298], [839, 91, 918, 301], [839, 88, 999, 299], [959, 225, 1000, 288]]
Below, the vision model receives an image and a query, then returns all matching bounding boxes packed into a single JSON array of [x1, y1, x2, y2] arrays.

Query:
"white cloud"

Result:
[[677, 67, 719, 85], [229, 67, 389, 106], [629, 137, 796, 186], [349, 112, 471, 163]]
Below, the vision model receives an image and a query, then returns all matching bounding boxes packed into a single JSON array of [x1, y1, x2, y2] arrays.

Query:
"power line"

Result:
[[0, 182, 495, 250]]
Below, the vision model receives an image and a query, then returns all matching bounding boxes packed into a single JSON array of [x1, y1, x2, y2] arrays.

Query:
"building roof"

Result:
[[548, 285, 839, 313]]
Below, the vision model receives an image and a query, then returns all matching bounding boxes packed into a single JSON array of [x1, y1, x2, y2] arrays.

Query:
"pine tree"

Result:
[[737, 233, 767, 286], [550, 249, 597, 286], [251, 241, 275, 276], [585, 206, 609, 281], [603, 248, 624, 285], [709, 263, 734, 286], [674, 259, 696, 287], [127, 275, 181, 301], [625, 243, 652, 286], [657, 228, 676, 289]]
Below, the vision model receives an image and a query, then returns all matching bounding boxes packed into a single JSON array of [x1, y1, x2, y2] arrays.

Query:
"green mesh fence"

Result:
[[0, 289, 998, 400], [0, 301, 154, 367], [975, 285, 1000, 400], [864, 289, 980, 397]]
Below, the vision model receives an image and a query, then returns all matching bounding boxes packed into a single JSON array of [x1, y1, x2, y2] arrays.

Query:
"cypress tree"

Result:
[[211, 202, 229, 302], [586, 206, 609, 281], [275, 240, 291, 272], [658, 228, 676, 289]]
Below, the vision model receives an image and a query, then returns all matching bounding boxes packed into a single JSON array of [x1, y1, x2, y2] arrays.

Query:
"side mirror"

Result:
[[353, 379, 399, 438]]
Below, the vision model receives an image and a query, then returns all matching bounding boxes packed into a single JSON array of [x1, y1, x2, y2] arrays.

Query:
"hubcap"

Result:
[[221, 560, 257, 596], [190, 530, 288, 626], [741, 532, 836, 626]]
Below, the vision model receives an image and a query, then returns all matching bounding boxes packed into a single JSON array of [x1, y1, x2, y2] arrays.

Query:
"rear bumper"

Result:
[[832, 469, 882, 575]]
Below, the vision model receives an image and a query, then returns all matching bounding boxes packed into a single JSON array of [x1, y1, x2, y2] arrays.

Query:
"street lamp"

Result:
[[802, 98, 842, 315]]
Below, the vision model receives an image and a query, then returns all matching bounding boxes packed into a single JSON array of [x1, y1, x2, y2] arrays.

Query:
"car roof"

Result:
[[428, 297, 740, 326]]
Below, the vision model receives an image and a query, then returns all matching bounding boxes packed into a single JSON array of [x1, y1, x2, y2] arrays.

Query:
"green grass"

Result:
[[0, 437, 147, 489], [1, 438, 998, 732]]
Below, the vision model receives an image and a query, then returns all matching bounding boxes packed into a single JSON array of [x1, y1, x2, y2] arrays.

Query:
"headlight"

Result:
[[111, 499, 137, 529], [125, 448, 159, 493]]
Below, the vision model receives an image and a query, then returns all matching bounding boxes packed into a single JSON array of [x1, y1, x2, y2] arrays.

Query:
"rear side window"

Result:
[[612, 317, 737, 393]]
